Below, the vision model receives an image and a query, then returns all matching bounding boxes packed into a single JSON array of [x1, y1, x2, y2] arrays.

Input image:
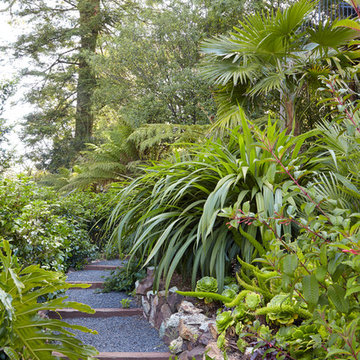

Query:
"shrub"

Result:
[[0, 176, 98, 271]]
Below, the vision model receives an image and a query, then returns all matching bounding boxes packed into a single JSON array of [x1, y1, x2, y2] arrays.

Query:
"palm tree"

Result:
[[201, 0, 359, 134]]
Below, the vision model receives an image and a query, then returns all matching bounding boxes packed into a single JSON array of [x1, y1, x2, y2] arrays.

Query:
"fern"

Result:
[[128, 123, 208, 160]]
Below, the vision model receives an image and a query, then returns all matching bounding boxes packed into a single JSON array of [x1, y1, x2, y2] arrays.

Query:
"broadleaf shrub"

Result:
[[0, 176, 100, 271]]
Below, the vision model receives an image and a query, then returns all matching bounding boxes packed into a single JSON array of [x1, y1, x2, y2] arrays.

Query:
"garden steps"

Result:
[[61, 259, 170, 360]]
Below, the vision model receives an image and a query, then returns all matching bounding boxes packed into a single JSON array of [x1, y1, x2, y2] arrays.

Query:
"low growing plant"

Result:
[[102, 261, 146, 293]]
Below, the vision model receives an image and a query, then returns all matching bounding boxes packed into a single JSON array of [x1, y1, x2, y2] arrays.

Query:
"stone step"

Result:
[[49, 308, 143, 319], [54, 352, 171, 360], [67, 281, 104, 289], [84, 264, 123, 271]]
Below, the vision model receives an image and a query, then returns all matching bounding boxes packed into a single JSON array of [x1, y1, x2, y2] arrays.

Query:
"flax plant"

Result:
[[105, 111, 315, 290]]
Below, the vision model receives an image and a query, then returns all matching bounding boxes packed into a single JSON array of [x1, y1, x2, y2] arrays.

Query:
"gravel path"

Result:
[[65, 289, 139, 308], [65, 316, 169, 352], [64, 259, 168, 353], [66, 270, 112, 282]]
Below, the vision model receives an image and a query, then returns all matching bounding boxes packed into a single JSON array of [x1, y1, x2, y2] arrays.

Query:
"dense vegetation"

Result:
[[1, 0, 360, 358]]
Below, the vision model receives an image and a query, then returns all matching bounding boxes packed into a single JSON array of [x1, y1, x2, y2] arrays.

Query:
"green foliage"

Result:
[[0, 176, 98, 271], [105, 115, 314, 291], [0, 240, 98, 359], [201, 0, 359, 133], [244, 292, 261, 310], [102, 262, 146, 293], [92, 0, 216, 128], [59, 123, 141, 191], [214, 77, 360, 357], [12, 0, 106, 169], [196, 276, 218, 294], [195, 276, 218, 303], [216, 311, 234, 333], [120, 298, 131, 309], [256, 295, 310, 325], [0, 81, 15, 173]]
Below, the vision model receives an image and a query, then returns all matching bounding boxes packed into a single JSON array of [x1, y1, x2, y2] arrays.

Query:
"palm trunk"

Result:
[[281, 92, 299, 136]]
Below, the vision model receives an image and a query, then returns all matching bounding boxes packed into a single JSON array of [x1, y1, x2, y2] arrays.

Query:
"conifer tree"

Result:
[[4, 0, 113, 169]]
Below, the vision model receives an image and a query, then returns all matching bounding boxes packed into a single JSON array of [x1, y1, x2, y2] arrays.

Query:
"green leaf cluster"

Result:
[[0, 240, 98, 359], [105, 116, 313, 291]]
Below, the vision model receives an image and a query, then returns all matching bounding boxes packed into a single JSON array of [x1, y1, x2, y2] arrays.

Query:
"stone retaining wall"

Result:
[[135, 268, 222, 360]]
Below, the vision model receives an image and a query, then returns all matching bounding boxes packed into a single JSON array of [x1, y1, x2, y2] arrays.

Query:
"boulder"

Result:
[[204, 342, 224, 360], [155, 303, 172, 329], [169, 337, 184, 354], [142, 297, 151, 317], [187, 346, 207, 360], [179, 319, 200, 343], [136, 274, 154, 295], [178, 300, 203, 314]]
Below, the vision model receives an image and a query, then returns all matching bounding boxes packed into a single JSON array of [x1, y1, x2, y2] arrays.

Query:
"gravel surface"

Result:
[[90, 259, 127, 266], [65, 289, 139, 308], [66, 316, 169, 352], [66, 270, 111, 282]]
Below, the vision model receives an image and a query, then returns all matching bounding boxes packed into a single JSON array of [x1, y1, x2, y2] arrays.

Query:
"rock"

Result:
[[178, 350, 189, 360], [179, 300, 203, 314], [149, 294, 159, 327], [158, 290, 166, 297], [155, 303, 172, 329], [147, 266, 155, 276], [188, 346, 206, 360], [186, 313, 208, 326], [209, 322, 219, 340], [160, 312, 182, 340], [179, 319, 200, 343], [142, 297, 151, 317], [204, 342, 224, 360], [199, 319, 215, 332], [136, 273, 154, 295], [167, 290, 183, 313], [198, 331, 213, 346], [169, 337, 184, 354], [243, 347, 254, 359]]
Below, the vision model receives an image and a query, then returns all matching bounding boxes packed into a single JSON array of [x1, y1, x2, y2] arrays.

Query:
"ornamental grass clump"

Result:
[[105, 113, 315, 291]]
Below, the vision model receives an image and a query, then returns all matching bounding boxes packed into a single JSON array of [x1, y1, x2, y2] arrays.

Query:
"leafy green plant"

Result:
[[0, 240, 98, 359], [120, 298, 131, 309], [105, 114, 314, 291], [0, 176, 99, 271], [201, 0, 359, 134], [196, 276, 218, 292], [220, 93, 360, 358], [102, 261, 146, 293]]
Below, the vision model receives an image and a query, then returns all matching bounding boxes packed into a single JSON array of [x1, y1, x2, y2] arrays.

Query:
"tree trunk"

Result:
[[283, 93, 299, 136], [74, 0, 101, 151]]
